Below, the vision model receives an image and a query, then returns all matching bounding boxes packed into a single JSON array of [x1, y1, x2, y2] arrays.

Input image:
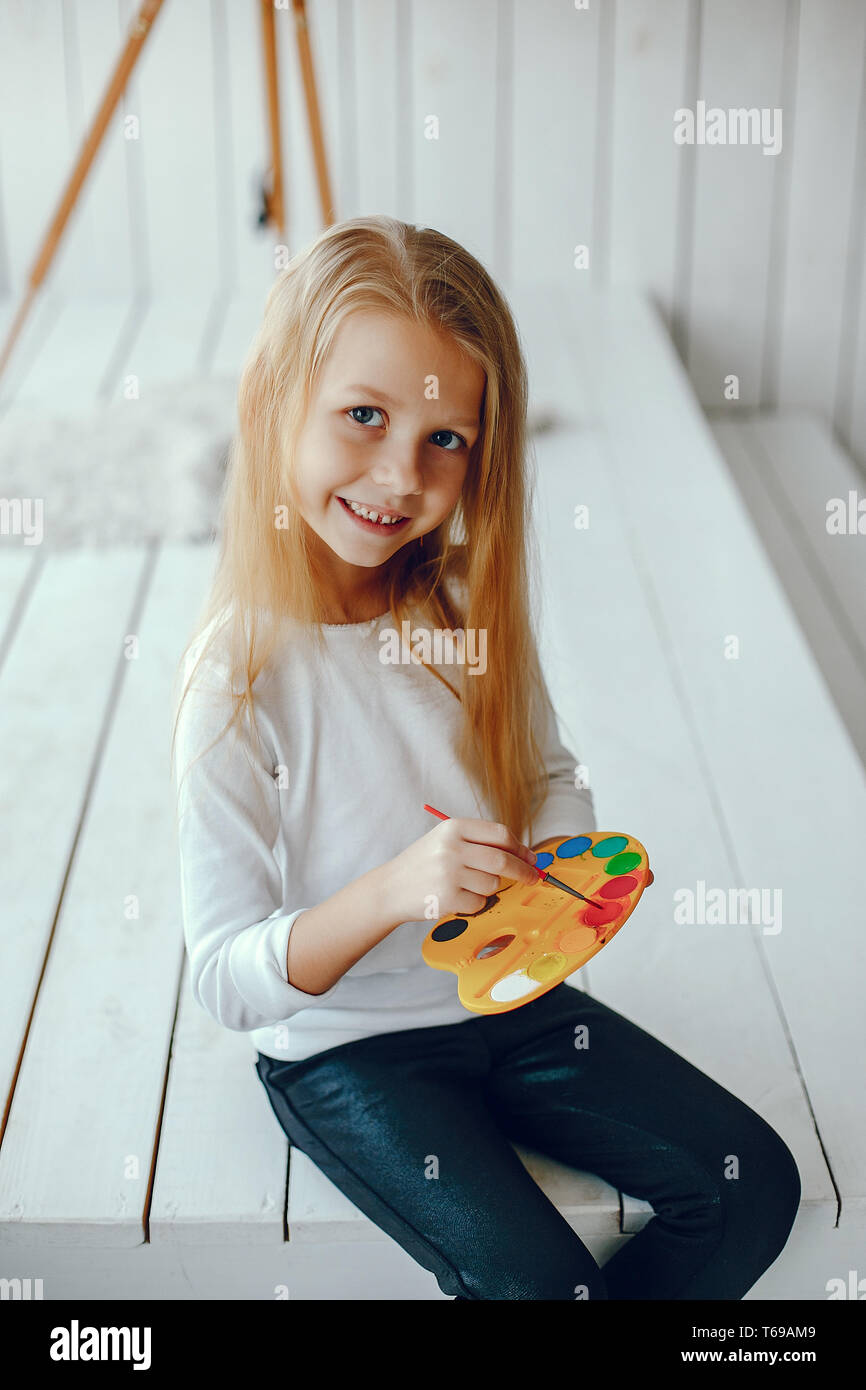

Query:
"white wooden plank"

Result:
[[608, 0, 691, 324], [410, 0, 500, 273], [0, 550, 38, 638], [122, 0, 220, 296], [0, 549, 144, 1125], [777, 0, 866, 419], [847, 137, 866, 464], [0, 1, 70, 296], [0, 1235, 472, 1299], [353, 0, 402, 218], [1, 294, 131, 412], [211, 289, 272, 379], [528, 416, 832, 1224], [0, 289, 66, 416], [748, 412, 866, 644], [221, 0, 279, 291], [711, 414, 866, 766], [150, 960, 289, 1246], [0, 543, 198, 1247], [510, 0, 600, 290], [505, 279, 594, 427], [687, 0, 788, 408], [149, 543, 289, 1246], [103, 289, 215, 401], [565, 287, 866, 1217], [62, 0, 136, 296]]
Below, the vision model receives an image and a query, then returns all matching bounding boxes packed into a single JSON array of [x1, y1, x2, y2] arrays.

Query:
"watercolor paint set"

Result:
[[422, 831, 654, 1014]]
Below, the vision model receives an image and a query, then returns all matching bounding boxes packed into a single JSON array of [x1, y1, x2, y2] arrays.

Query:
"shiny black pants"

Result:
[[254, 983, 800, 1300]]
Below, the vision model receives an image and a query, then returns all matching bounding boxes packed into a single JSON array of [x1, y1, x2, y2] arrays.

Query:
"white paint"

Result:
[[489, 971, 541, 1002]]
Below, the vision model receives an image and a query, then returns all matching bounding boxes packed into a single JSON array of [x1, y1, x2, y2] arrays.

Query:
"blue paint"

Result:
[[555, 836, 592, 859], [534, 852, 554, 870]]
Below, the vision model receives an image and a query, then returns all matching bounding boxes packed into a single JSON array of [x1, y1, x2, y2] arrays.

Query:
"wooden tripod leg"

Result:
[[0, 0, 166, 385], [291, 0, 336, 227], [259, 0, 285, 236]]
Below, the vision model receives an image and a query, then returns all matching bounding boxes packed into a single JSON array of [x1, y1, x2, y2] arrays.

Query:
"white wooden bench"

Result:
[[709, 410, 866, 770], [0, 286, 862, 1299]]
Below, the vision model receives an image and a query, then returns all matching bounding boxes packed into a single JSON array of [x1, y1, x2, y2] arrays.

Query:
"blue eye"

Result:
[[347, 406, 385, 427], [430, 430, 465, 451], [346, 407, 466, 451]]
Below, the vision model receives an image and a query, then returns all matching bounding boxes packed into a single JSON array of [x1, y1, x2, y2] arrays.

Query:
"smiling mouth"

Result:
[[337, 495, 411, 530]]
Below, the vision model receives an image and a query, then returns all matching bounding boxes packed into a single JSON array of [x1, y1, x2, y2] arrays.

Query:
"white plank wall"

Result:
[[354, 1, 403, 220], [687, 0, 788, 407], [410, 0, 502, 272], [608, 0, 691, 326], [1, 0, 864, 462], [68, 1, 136, 295], [509, 0, 601, 290], [776, 0, 866, 429]]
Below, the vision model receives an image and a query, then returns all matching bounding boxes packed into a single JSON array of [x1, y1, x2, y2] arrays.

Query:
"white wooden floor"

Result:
[[0, 284, 864, 1300]]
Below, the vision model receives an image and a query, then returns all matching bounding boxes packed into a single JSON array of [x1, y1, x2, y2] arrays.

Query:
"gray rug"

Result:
[[0, 375, 236, 549], [0, 377, 560, 550]]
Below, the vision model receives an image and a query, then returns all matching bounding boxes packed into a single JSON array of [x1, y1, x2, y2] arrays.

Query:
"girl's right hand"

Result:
[[384, 817, 540, 925]]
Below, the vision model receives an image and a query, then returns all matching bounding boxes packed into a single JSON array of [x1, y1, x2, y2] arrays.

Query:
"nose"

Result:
[[368, 441, 424, 498]]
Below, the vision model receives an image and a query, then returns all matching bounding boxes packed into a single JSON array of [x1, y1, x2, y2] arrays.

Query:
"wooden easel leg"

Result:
[[259, 0, 285, 237], [0, 0, 336, 386], [291, 0, 336, 226], [0, 0, 165, 384]]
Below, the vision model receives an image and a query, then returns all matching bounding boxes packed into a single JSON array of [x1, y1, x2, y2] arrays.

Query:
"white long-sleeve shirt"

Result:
[[172, 586, 596, 1061]]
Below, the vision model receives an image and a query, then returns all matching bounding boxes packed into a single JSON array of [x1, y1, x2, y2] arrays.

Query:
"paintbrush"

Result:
[[422, 803, 605, 910]]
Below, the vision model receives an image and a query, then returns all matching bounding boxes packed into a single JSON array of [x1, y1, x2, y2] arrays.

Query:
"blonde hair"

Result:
[[170, 215, 550, 843]]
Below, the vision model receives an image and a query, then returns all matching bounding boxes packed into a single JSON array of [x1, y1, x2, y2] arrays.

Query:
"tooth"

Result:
[[344, 498, 403, 523]]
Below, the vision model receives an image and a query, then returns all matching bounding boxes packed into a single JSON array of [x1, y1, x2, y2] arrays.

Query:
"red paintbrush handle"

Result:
[[423, 803, 545, 879]]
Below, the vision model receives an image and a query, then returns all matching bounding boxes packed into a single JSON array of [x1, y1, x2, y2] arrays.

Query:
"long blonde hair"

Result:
[[170, 215, 550, 843]]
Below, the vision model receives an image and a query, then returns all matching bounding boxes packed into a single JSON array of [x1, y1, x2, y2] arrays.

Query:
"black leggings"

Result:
[[255, 982, 800, 1300]]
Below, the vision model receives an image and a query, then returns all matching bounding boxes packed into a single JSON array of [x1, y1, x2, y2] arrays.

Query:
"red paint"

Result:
[[598, 875, 637, 899], [582, 902, 621, 928]]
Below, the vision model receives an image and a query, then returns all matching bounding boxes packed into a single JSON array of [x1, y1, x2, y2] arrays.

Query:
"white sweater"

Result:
[[172, 592, 596, 1061]]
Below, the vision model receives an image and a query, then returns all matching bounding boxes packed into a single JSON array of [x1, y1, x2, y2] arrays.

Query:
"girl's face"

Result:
[[292, 309, 485, 606]]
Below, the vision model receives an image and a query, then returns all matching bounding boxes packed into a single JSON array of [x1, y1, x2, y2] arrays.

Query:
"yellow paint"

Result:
[[527, 952, 567, 983]]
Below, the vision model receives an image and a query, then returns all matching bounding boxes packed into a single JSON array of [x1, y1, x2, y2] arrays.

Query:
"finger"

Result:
[[454, 818, 537, 865], [465, 843, 540, 885], [459, 865, 501, 899]]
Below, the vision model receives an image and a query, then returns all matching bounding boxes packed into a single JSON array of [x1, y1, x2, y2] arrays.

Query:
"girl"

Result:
[[171, 215, 800, 1301]]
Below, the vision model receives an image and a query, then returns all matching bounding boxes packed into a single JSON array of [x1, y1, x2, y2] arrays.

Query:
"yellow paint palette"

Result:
[[422, 832, 653, 1014]]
